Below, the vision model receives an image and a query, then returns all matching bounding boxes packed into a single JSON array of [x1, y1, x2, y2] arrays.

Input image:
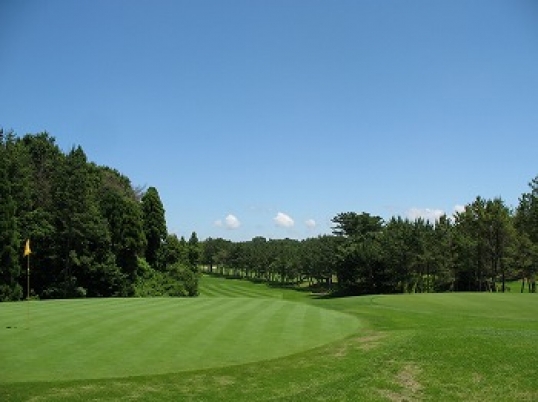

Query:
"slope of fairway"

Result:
[[199, 274, 288, 299], [0, 295, 360, 382], [198, 274, 307, 300]]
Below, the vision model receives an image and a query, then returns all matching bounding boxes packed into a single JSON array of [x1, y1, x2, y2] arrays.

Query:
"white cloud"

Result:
[[274, 212, 294, 228], [453, 204, 466, 214], [225, 214, 241, 229], [406, 208, 445, 222], [214, 214, 241, 230], [305, 219, 316, 229]]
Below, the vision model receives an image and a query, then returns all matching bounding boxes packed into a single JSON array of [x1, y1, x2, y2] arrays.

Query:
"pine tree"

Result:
[[19, 133, 61, 296], [118, 198, 146, 290], [141, 187, 167, 268], [52, 147, 118, 297], [0, 131, 22, 300], [188, 231, 201, 269]]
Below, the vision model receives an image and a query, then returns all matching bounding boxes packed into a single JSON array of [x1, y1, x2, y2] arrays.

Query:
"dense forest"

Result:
[[0, 130, 200, 301], [1, 130, 537, 301]]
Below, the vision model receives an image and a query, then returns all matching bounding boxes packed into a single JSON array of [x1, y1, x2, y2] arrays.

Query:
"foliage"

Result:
[[2, 127, 537, 299], [187, 231, 201, 269], [0, 130, 22, 300], [141, 187, 167, 267], [134, 258, 199, 297], [0, 129, 197, 300]]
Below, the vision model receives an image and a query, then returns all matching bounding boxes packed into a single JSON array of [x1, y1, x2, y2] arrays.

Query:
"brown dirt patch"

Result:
[[379, 362, 423, 401]]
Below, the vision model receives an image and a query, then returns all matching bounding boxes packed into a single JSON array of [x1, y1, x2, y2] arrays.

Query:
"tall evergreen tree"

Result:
[[17, 133, 61, 296], [382, 217, 416, 292], [453, 197, 515, 292], [141, 187, 167, 268], [483, 198, 514, 292], [514, 176, 538, 292], [431, 215, 456, 291], [187, 231, 201, 269], [119, 199, 146, 276], [51, 146, 118, 297], [0, 131, 22, 300], [515, 176, 538, 243], [99, 171, 146, 293], [300, 236, 339, 287], [332, 212, 384, 294]]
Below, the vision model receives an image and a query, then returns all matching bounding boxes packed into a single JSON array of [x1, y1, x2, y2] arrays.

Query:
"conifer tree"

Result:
[[188, 231, 201, 269], [0, 131, 22, 300], [141, 187, 167, 268]]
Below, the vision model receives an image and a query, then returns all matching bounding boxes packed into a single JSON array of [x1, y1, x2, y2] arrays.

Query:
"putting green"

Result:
[[0, 297, 361, 382]]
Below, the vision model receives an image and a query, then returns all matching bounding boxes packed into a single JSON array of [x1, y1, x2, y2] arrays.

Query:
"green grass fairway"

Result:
[[0, 293, 360, 382], [1, 276, 537, 401]]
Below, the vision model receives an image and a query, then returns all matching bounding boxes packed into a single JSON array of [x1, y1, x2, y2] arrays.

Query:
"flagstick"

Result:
[[26, 254, 30, 330]]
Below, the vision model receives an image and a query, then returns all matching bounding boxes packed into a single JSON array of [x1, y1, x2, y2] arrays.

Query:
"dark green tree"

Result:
[[483, 198, 514, 292], [514, 176, 538, 292], [202, 237, 232, 274], [16, 133, 62, 297], [116, 199, 146, 293], [332, 212, 384, 294], [141, 187, 167, 268], [453, 198, 487, 291], [51, 146, 118, 297], [453, 197, 515, 292], [301, 235, 340, 288], [381, 217, 416, 292], [187, 231, 201, 269], [158, 234, 183, 268], [431, 215, 456, 291], [332, 211, 384, 238], [0, 131, 22, 300]]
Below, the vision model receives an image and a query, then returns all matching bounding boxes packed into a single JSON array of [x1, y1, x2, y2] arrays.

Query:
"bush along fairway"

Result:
[[1, 275, 537, 401]]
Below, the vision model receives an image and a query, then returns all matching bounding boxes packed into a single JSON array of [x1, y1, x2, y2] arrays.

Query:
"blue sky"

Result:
[[1, 0, 537, 241]]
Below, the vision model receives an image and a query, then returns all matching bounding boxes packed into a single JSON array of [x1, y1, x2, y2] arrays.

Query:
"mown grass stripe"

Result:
[[2, 277, 538, 401], [279, 302, 309, 350], [199, 276, 284, 299], [200, 282, 279, 299], [0, 294, 361, 382], [107, 298, 239, 377], [229, 299, 291, 360], [300, 301, 322, 346], [195, 299, 271, 365], [181, 298, 262, 359]]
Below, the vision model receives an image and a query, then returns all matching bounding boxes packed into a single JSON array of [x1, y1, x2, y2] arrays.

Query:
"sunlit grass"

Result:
[[0, 297, 359, 382], [1, 276, 537, 401]]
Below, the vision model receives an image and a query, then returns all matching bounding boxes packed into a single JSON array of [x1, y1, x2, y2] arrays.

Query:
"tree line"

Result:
[[202, 184, 538, 295], [0, 130, 200, 301], [2, 129, 537, 300]]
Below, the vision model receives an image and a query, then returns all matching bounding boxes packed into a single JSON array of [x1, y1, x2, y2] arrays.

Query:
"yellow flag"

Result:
[[23, 239, 31, 257]]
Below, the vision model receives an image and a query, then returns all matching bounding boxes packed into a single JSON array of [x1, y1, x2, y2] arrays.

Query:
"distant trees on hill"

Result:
[[0, 129, 200, 301]]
